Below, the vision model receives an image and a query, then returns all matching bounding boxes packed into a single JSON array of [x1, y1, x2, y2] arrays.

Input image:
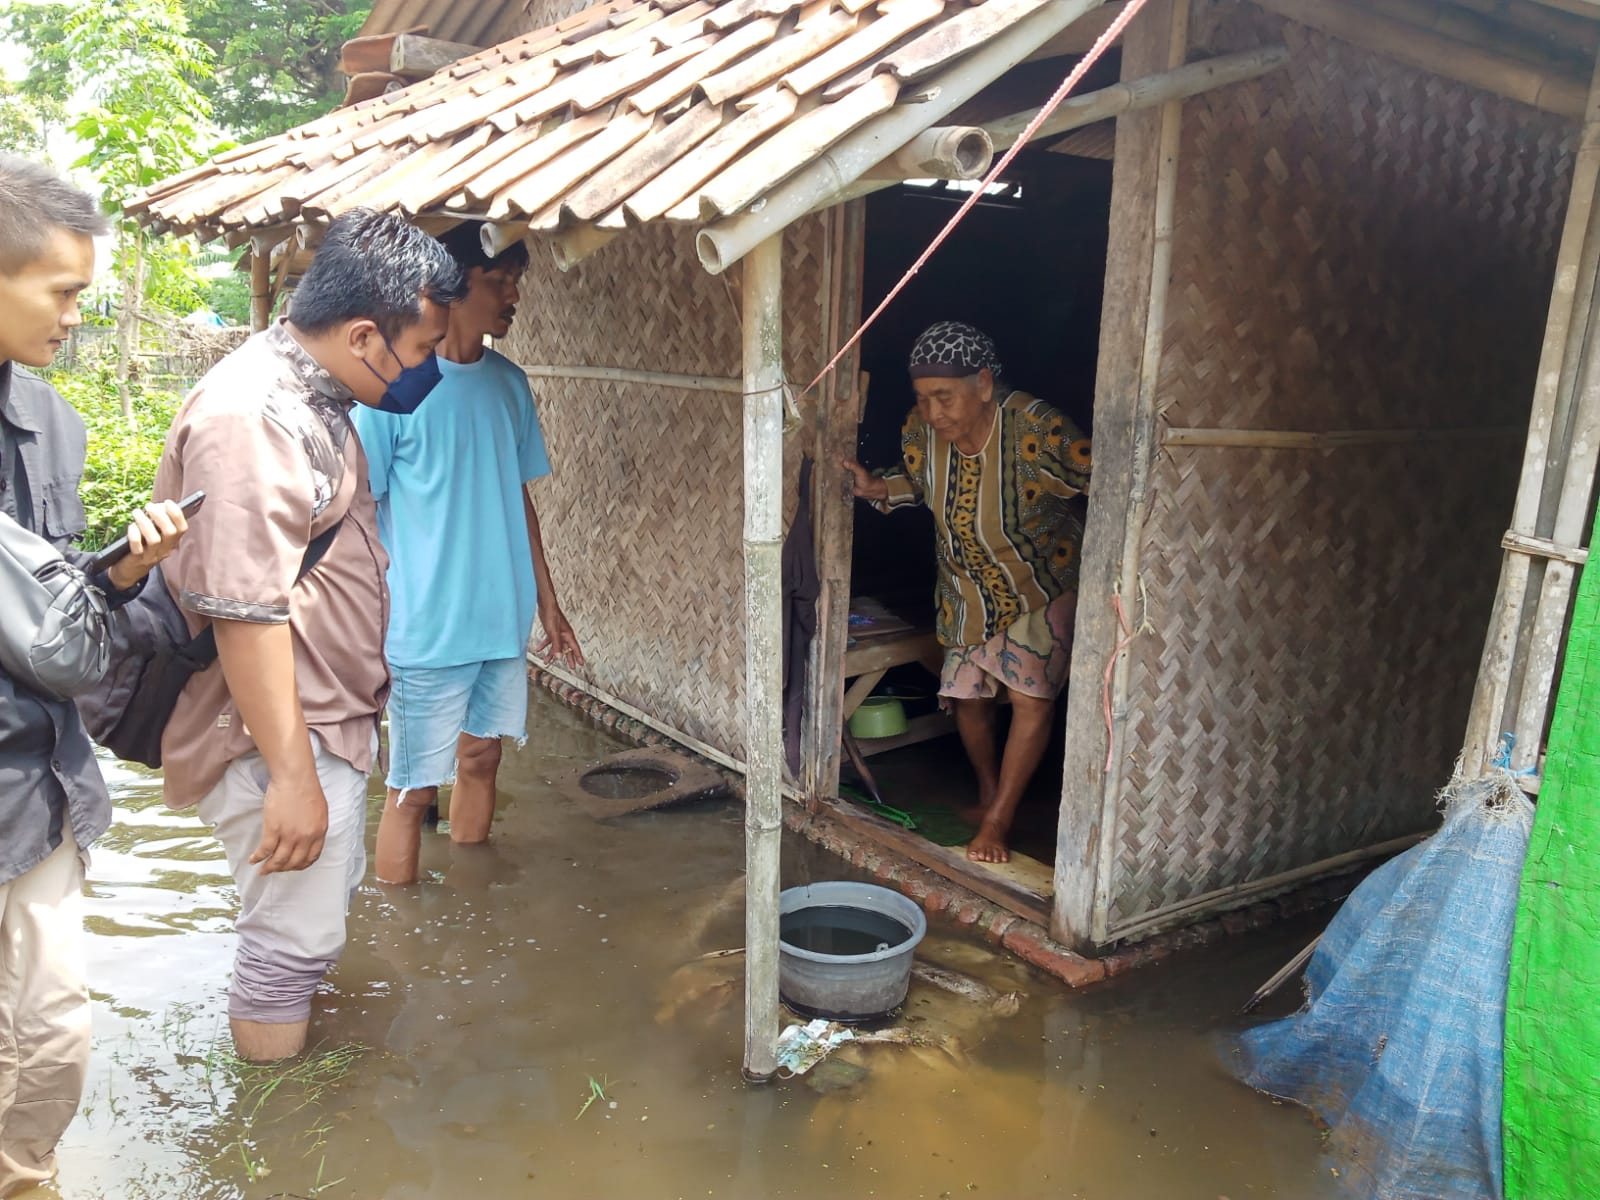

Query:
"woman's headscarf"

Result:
[[907, 320, 1003, 381]]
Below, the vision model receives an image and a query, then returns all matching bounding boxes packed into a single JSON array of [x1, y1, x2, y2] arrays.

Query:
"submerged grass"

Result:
[[83, 1001, 368, 1194], [576, 1074, 612, 1120]]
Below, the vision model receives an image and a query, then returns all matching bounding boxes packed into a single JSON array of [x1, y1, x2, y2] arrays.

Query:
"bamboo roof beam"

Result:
[[1525, 0, 1600, 27], [551, 222, 621, 270], [985, 44, 1289, 148], [1450, 0, 1598, 59], [795, 46, 1288, 219], [862, 123, 994, 178], [1251, 0, 1589, 118], [697, 0, 1108, 272], [1352, 0, 1596, 69]]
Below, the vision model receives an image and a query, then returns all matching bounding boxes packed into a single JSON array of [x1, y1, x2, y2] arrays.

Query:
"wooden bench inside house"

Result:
[[842, 608, 949, 758]]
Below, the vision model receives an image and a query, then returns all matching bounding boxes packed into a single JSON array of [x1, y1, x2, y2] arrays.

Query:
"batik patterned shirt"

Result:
[[873, 389, 1091, 648]]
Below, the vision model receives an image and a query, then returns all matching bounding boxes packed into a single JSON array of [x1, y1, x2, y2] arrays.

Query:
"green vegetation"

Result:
[[82, 1002, 366, 1194], [1, 0, 371, 146], [576, 1074, 613, 1119], [48, 359, 178, 550]]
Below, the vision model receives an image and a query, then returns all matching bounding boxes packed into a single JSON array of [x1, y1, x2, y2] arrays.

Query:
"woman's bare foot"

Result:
[[966, 822, 1011, 863]]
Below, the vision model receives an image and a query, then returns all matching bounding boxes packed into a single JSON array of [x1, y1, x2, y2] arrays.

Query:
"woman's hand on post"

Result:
[[106, 499, 189, 591], [841, 458, 889, 502]]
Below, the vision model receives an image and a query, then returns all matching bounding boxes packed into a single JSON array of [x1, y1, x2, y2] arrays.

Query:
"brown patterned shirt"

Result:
[[153, 323, 390, 808], [873, 389, 1092, 648]]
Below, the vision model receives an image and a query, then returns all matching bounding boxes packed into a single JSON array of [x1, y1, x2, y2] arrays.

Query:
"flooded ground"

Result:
[[50, 686, 1339, 1200]]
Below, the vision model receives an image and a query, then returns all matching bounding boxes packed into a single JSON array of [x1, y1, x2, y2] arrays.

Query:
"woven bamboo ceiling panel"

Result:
[[131, 0, 1069, 243]]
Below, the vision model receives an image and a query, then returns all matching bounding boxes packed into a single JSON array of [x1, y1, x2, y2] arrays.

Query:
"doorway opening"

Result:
[[841, 140, 1114, 885]]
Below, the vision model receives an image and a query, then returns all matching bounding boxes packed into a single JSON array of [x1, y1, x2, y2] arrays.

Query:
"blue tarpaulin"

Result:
[[1229, 779, 1531, 1200]]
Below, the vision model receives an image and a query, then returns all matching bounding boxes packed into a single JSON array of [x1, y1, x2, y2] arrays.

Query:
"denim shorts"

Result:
[[386, 657, 528, 794]]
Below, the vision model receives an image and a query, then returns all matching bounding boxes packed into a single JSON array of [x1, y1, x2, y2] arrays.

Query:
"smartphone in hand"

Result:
[[85, 491, 205, 576]]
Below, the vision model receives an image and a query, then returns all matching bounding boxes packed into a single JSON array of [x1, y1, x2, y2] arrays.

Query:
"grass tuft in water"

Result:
[[89, 1002, 368, 1194], [576, 1075, 612, 1120]]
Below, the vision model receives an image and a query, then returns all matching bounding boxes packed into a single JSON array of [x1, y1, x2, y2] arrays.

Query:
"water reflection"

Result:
[[53, 688, 1335, 1200]]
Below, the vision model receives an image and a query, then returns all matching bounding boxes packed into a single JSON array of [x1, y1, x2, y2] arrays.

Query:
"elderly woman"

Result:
[[844, 322, 1091, 864]]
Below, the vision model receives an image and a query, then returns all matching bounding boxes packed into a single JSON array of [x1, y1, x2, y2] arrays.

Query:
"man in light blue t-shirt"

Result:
[[352, 221, 583, 885]]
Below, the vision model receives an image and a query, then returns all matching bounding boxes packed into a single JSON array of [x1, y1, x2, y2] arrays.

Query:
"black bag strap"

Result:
[[179, 517, 346, 669]]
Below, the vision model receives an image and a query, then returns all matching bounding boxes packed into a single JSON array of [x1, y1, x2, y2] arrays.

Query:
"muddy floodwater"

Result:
[[51, 686, 1339, 1200]]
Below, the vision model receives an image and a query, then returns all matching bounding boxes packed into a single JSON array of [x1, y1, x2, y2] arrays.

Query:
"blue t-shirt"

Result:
[[352, 348, 551, 669]]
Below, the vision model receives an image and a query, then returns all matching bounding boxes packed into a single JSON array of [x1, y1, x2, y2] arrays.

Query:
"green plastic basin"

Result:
[[848, 696, 909, 739]]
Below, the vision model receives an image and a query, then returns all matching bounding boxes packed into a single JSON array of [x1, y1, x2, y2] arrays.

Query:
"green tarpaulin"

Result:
[[1503, 551, 1600, 1198]]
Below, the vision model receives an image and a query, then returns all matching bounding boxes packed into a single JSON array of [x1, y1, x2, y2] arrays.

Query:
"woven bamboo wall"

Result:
[[502, 219, 830, 758], [1104, 0, 1577, 934]]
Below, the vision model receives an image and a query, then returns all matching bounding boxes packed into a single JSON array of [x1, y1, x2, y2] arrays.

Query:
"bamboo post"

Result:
[[1093, 0, 1188, 946], [249, 234, 274, 332], [1511, 287, 1600, 768], [1463, 46, 1600, 773], [741, 234, 785, 1084], [1504, 180, 1600, 735], [1052, 0, 1187, 953], [1538, 187, 1600, 537], [1509, 88, 1600, 731], [801, 200, 867, 806]]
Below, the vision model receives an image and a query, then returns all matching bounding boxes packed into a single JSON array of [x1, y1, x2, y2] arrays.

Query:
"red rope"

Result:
[[805, 0, 1153, 396]]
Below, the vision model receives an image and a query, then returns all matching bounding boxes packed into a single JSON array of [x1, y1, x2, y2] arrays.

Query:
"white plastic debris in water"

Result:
[[776, 1019, 856, 1076]]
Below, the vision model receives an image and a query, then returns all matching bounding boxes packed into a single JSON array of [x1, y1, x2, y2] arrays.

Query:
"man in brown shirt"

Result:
[[154, 210, 464, 1061]]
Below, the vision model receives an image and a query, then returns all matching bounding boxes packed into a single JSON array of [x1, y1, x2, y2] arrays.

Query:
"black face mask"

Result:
[[363, 334, 443, 415]]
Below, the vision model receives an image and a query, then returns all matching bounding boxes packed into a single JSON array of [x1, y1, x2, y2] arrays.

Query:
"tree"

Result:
[[0, 0, 366, 412], [188, 0, 371, 143], [1, 0, 369, 145], [0, 4, 72, 107], [64, 0, 223, 419], [0, 77, 62, 155]]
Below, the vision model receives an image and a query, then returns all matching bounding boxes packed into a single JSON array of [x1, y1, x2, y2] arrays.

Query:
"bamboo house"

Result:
[[134, 0, 1600, 990]]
